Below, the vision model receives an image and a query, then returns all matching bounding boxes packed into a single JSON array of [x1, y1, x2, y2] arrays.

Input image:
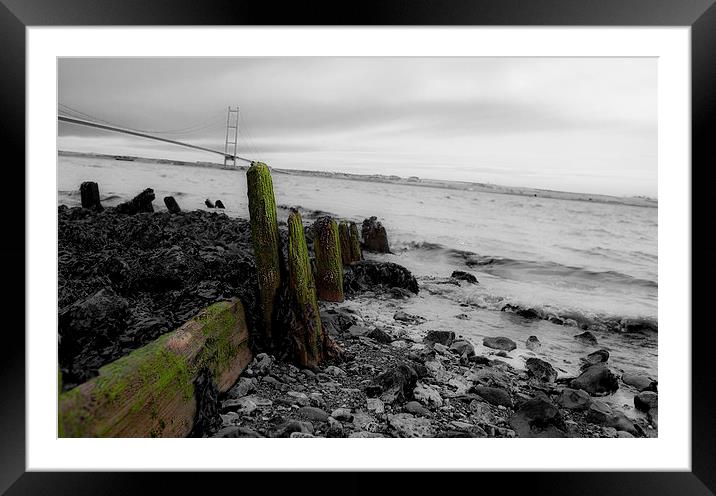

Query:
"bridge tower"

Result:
[[223, 106, 239, 167]]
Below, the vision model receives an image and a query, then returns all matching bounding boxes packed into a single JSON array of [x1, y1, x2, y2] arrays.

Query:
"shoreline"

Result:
[[58, 150, 658, 208]]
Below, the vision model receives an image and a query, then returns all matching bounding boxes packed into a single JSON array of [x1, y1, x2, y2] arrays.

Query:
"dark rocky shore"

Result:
[[58, 202, 658, 438]]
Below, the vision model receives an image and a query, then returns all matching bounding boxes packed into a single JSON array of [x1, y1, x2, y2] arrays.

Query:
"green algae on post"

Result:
[[338, 220, 352, 265], [246, 162, 281, 343], [286, 209, 326, 367], [349, 222, 363, 262], [313, 216, 345, 302]]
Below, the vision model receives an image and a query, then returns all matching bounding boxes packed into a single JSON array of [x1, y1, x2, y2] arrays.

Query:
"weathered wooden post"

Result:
[[338, 220, 352, 265], [246, 162, 281, 343], [313, 216, 344, 302], [80, 181, 104, 211], [349, 222, 363, 262], [286, 209, 325, 367]]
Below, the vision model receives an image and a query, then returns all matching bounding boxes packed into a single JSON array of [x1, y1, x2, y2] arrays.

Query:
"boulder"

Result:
[[471, 385, 513, 408], [557, 388, 591, 410], [205, 199, 215, 208], [606, 411, 638, 435], [226, 377, 255, 399], [388, 413, 436, 438], [451, 270, 478, 284], [404, 400, 432, 417], [343, 260, 419, 295], [509, 396, 566, 438], [634, 391, 658, 412], [330, 408, 354, 422], [361, 216, 390, 253], [367, 327, 393, 344], [424, 330, 456, 347], [574, 331, 598, 346], [501, 304, 540, 319], [525, 358, 558, 383], [365, 364, 418, 404], [366, 398, 385, 414], [163, 196, 181, 213], [525, 336, 541, 351], [586, 400, 613, 424], [450, 339, 476, 357], [393, 310, 426, 324], [483, 336, 517, 352], [215, 426, 264, 438], [622, 373, 658, 392], [413, 382, 443, 407], [571, 364, 619, 396], [273, 420, 314, 438], [215, 200, 225, 209], [116, 188, 155, 214], [298, 406, 330, 422]]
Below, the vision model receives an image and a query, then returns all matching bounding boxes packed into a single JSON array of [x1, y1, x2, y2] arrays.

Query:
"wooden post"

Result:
[[349, 222, 363, 262], [246, 162, 281, 343], [312, 216, 344, 302], [80, 181, 104, 211], [338, 221, 352, 265], [286, 209, 326, 368]]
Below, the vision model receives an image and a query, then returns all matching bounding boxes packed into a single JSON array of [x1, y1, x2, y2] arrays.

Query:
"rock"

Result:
[[413, 382, 443, 407], [349, 431, 386, 438], [116, 188, 155, 214], [388, 413, 436, 438], [468, 355, 491, 365], [325, 365, 347, 377], [298, 406, 330, 422], [308, 392, 326, 408], [617, 430, 634, 438], [347, 324, 370, 338], [286, 391, 310, 406], [450, 339, 475, 357], [557, 388, 591, 410], [585, 349, 610, 364], [352, 412, 379, 431], [367, 398, 385, 414], [221, 397, 257, 415], [471, 386, 513, 408], [509, 396, 566, 438], [204, 199, 215, 208], [525, 336, 541, 351], [215, 426, 264, 438], [469, 400, 497, 424], [483, 336, 517, 352], [433, 343, 450, 355], [467, 367, 513, 390], [451, 271, 478, 284], [361, 216, 390, 253], [290, 432, 316, 438], [648, 408, 658, 428], [215, 200, 225, 209], [586, 400, 613, 424], [634, 391, 658, 412], [254, 354, 273, 375], [343, 260, 419, 295], [366, 364, 418, 404], [80, 181, 104, 211], [622, 373, 658, 392], [274, 420, 314, 438], [525, 358, 558, 383], [320, 308, 357, 335], [424, 330, 456, 347], [606, 411, 638, 435], [574, 331, 598, 346], [367, 327, 393, 344], [393, 311, 426, 325], [495, 351, 508, 358], [163, 196, 181, 213], [404, 400, 432, 417], [226, 377, 255, 399], [501, 303, 541, 319], [602, 426, 618, 438], [330, 408, 354, 422], [571, 364, 619, 396], [390, 340, 409, 349], [327, 417, 344, 437]]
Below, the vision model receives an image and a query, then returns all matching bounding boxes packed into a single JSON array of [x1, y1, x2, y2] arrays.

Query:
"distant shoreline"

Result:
[[58, 150, 658, 208]]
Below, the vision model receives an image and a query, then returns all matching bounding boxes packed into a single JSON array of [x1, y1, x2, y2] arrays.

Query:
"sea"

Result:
[[58, 154, 658, 414]]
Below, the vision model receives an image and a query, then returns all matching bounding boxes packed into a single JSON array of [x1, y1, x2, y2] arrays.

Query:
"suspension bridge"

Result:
[[57, 104, 263, 166]]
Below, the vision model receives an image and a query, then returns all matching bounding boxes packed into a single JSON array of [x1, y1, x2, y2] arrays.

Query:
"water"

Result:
[[58, 154, 658, 415]]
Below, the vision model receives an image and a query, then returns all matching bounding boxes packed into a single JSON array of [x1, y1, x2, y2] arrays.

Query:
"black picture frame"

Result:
[[2, 0, 713, 494]]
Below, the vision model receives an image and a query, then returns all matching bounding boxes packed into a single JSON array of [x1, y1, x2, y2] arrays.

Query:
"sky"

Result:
[[58, 57, 657, 197]]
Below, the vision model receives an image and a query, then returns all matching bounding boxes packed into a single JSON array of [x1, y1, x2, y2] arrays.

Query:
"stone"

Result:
[[366, 364, 418, 404], [468, 355, 491, 365], [557, 388, 592, 410], [450, 339, 476, 357], [390, 340, 409, 349], [226, 377, 255, 399], [574, 331, 598, 346], [221, 397, 257, 415], [163, 196, 181, 213], [205, 199, 215, 208], [214, 200, 225, 209], [451, 271, 478, 284], [622, 373, 658, 392], [525, 336, 541, 351], [413, 382, 443, 407], [509, 396, 566, 438], [433, 343, 450, 355], [525, 357, 558, 383], [471, 386, 513, 408], [606, 411, 638, 435], [424, 330, 456, 347], [648, 408, 658, 428], [361, 216, 390, 253], [585, 349, 610, 364], [325, 365, 347, 377], [327, 416, 344, 437], [343, 260, 419, 295], [347, 325, 370, 338], [286, 391, 310, 406], [483, 336, 517, 352], [367, 327, 393, 344], [290, 432, 316, 438], [388, 413, 436, 438], [274, 420, 314, 438], [571, 364, 619, 396], [352, 412, 378, 431], [393, 311, 426, 324], [501, 303, 541, 319], [79, 181, 104, 211], [469, 400, 497, 424], [116, 188, 155, 214], [330, 408, 354, 422], [349, 431, 386, 438], [586, 400, 613, 424], [634, 391, 658, 412], [215, 425, 264, 438], [367, 398, 385, 414], [617, 430, 635, 438], [298, 406, 330, 422], [404, 400, 432, 417], [308, 392, 326, 408]]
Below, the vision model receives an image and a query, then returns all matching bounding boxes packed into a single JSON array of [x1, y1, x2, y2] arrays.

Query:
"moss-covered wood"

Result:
[[313, 216, 344, 302], [246, 162, 281, 343], [338, 221, 352, 265], [58, 299, 252, 438], [349, 222, 363, 262], [286, 209, 327, 367]]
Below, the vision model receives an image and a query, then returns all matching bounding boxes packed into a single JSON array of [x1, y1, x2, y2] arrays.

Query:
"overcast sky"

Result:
[[58, 57, 657, 197]]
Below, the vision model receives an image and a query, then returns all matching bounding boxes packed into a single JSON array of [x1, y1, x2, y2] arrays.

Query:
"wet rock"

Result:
[[286, 391, 310, 406], [330, 408, 354, 422], [634, 391, 658, 412], [205, 199, 215, 208], [365, 363, 418, 404], [525, 336, 541, 351], [226, 377, 255, 399], [501, 303, 540, 319], [571, 364, 619, 396], [557, 388, 592, 410], [468, 355, 491, 365], [586, 400, 613, 424], [424, 330, 455, 347], [648, 408, 658, 428], [433, 343, 450, 355], [80, 181, 104, 211], [273, 420, 314, 438], [215, 200, 225, 209], [525, 358, 558, 383], [450, 339, 476, 357], [215, 426, 264, 438], [393, 310, 426, 324], [471, 385, 513, 408], [116, 188, 155, 214], [574, 331, 598, 346], [347, 325, 370, 338], [298, 406, 330, 422], [483, 336, 517, 352], [509, 396, 566, 438], [320, 308, 357, 335], [361, 216, 390, 253], [344, 260, 418, 294], [388, 413, 436, 438], [617, 431, 635, 438], [404, 400, 432, 417], [163, 196, 181, 213], [606, 411, 638, 435], [290, 432, 316, 438], [413, 383, 443, 407], [367, 398, 385, 414], [622, 373, 658, 392], [367, 327, 393, 344], [451, 270, 478, 284]]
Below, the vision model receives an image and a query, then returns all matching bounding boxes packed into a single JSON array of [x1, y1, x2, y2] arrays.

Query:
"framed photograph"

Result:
[[4, 0, 714, 493]]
